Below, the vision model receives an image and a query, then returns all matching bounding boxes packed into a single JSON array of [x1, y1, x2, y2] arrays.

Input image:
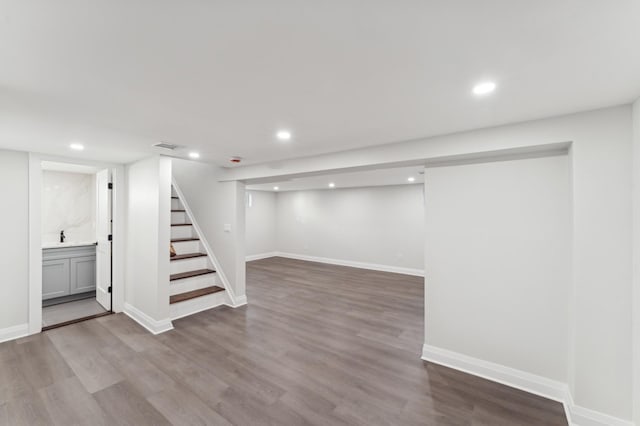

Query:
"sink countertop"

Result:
[[42, 241, 98, 249]]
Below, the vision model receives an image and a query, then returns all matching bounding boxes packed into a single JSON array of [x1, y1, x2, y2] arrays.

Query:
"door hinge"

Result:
[[108, 182, 113, 189], [108, 234, 112, 241], [108, 286, 112, 293]]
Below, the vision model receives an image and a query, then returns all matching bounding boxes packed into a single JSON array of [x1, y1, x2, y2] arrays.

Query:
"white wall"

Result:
[[568, 108, 632, 420], [172, 159, 246, 302], [0, 150, 29, 341], [41, 170, 96, 245], [124, 156, 171, 329], [419, 108, 634, 422], [246, 190, 277, 257], [419, 107, 633, 422], [424, 155, 570, 381], [632, 97, 640, 426], [273, 185, 424, 273]]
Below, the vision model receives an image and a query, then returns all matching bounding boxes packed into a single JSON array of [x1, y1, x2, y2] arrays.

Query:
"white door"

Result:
[[96, 169, 112, 311]]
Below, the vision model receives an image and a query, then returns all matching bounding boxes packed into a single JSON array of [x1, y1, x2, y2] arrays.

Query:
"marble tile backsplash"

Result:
[[42, 170, 96, 245]]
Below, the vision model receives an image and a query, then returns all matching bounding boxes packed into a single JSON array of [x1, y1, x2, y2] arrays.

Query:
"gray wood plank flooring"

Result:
[[0, 257, 567, 425], [42, 298, 107, 327]]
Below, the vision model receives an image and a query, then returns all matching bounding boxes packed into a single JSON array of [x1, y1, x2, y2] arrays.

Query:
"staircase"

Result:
[[169, 186, 226, 320]]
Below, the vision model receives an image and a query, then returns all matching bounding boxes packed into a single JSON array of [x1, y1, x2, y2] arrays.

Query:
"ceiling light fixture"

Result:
[[407, 177, 416, 182], [276, 130, 292, 141], [328, 182, 335, 188], [273, 186, 279, 191], [188, 152, 200, 159], [472, 81, 496, 96], [69, 143, 84, 151]]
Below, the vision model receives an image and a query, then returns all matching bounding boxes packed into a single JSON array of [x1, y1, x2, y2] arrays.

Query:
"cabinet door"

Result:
[[70, 256, 96, 295], [42, 259, 70, 300]]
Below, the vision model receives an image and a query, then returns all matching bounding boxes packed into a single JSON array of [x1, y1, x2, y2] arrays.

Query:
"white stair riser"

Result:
[[171, 212, 188, 224], [171, 226, 195, 240], [170, 290, 226, 320], [171, 199, 183, 210], [170, 273, 218, 296], [171, 240, 201, 254], [170, 256, 209, 275]]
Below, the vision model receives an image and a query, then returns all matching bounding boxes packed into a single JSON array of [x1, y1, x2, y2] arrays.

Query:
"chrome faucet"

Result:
[[60, 230, 65, 243]]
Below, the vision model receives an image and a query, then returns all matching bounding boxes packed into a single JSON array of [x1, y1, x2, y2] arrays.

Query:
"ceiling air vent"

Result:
[[153, 142, 178, 150]]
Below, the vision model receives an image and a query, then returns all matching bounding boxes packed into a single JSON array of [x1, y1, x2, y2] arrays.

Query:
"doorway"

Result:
[[244, 165, 426, 276], [39, 162, 113, 330]]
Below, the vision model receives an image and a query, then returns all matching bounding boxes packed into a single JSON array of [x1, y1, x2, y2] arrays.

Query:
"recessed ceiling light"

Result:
[[189, 152, 200, 159], [472, 81, 496, 96], [328, 182, 335, 188], [273, 186, 279, 191], [407, 177, 416, 182], [276, 130, 292, 141], [69, 143, 84, 151]]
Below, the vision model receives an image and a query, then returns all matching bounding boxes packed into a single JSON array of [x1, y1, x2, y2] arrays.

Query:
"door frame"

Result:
[[28, 153, 125, 335], [95, 168, 113, 312]]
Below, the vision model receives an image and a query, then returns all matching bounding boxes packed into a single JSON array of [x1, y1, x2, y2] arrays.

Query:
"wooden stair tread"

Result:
[[171, 209, 186, 212], [170, 268, 216, 281], [171, 196, 179, 199], [171, 223, 192, 227], [170, 286, 224, 304], [171, 253, 207, 261], [171, 237, 199, 242]]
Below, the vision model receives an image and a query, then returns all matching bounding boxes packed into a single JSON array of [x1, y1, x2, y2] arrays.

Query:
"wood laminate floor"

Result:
[[42, 298, 108, 327], [0, 257, 567, 425]]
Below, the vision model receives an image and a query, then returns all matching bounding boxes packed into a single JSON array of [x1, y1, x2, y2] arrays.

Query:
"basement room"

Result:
[[0, 2, 638, 425]]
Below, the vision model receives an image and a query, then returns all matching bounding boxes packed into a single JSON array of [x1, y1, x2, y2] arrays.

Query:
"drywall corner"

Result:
[[245, 190, 278, 257], [124, 155, 172, 328], [632, 97, 640, 426]]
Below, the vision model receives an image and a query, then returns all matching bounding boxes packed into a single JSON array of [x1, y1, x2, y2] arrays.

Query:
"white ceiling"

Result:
[[1, 1, 639, 166], [247, 166, 424, 192]]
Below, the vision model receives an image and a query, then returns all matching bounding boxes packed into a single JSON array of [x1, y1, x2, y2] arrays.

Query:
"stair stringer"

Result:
[[171, 178, 245, 308]]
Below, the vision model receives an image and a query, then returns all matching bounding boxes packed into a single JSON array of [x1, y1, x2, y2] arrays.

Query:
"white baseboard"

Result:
[[226, 294, 247, 308], [566, 391, 635, 426], [421, 343, 568, 402], [123, 303, 174, 335], [0, 323, 29, 343], [275, 252, 424, 277], [246, 252, 278, 262], [246, 252, 424, 277], [421, 344, 634, 426]]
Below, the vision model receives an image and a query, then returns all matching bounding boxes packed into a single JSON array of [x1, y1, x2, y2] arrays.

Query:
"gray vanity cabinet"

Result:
[[42, 259, 71, 299], [70, 256, 97, 294], [42, 245, 96, 300]]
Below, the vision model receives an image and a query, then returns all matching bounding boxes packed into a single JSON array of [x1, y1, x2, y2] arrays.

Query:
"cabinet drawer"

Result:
[[70, 256, 97, 294], [43, 245, 97, 261], [42, 259, 70, 300]]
